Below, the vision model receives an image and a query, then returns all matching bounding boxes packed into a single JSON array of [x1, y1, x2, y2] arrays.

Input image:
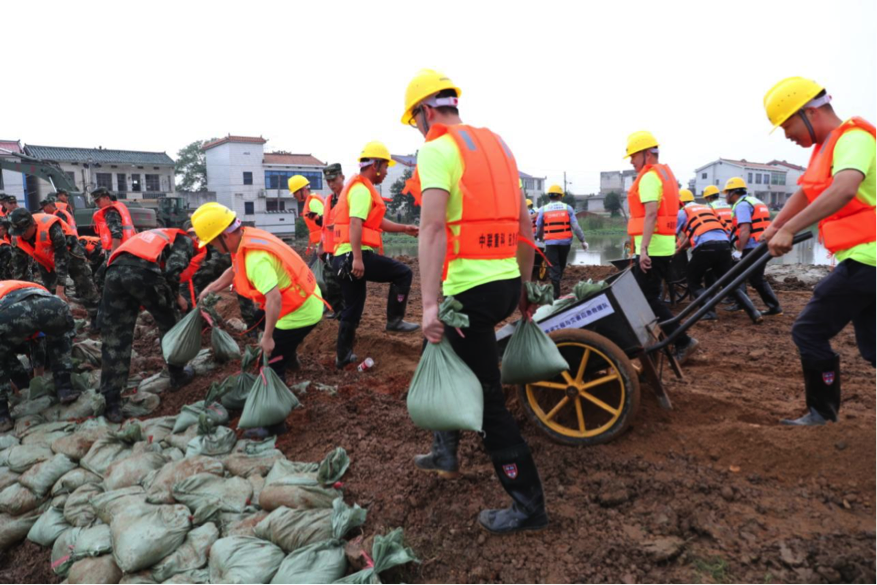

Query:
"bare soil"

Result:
[[2, 259, 874, 584]]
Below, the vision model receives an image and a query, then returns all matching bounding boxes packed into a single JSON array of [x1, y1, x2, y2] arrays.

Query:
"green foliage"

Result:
[[387, 168, 418, 221], [562, 193, 577, 209], [174, 139, 215, 192], [603, 191, 624, 217], [692, 556, 733, 583]]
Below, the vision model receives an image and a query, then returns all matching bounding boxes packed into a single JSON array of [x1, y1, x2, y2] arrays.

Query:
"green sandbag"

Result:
[[221, 373, 256, 411], [335, 528, 419, 584], [271, 539, 348, 584], [407, 298, 482, 432], [255, 498, 366, 554], [172, 401, 229, 434], [500, 317, 570, 384], [185, 423, 237, 458], [211, 327, 241, 363], [312, 256, 328, 294], [238, 356, 300, 429], [162, 307, 204, 366], [208, 535, 285, 584], [27, 504, 70, 547], [573, 278, 606, 300]]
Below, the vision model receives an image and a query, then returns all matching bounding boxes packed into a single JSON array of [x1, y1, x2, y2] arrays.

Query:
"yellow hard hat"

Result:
[[723, 177, 747, 192], [519, 178, 523, 189], [191, 202, 236, 248], [679, 189, 694, 203], [703, 185, 720, 199], [763, 77, 824, 130], [360, 141, 396, 166], [624, 130, 659, 159], [287, 175, 309, 194], [547, 184, 564, 196], [401, 69, 462, 126], [526, 198, 533, 207]]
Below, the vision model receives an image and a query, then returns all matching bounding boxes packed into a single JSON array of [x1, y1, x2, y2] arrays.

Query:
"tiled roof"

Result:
[[719, 158, 785, 172], [391, 154, 417, 167], [24, 144, 174, 165], [202, 135, 267, 151], [0, 140, 23, 155], [263, 153, 325, 166], [768, 159, 806, 171]]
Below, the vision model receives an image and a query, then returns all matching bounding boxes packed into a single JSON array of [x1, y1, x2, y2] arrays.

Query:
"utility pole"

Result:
[[563, 171, 567, 195]]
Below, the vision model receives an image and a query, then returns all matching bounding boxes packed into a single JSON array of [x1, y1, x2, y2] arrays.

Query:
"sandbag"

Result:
[[0, 482, 44, 515], [92, 486, 148, 524], [254, 498, 367, 553], [0, 466, 20, 491], [139, 371, 172, 395], [190, 348, 217, 375], [151, 522, 219, 583], [162, 304, 204, 366], [248, 474, 265, 507], [72, 522, 113, 560], [68, 554, 123, 584], [185, 423, 237, 458], [111, 503, 192, 573], [271, 539, 348, 584], [172, 401, 229, 434], [19, 421, 76, 447], [11, 395, 54, 418], [223, 440, 284, 478], [104, 451, 168, 491], [64, 482, 103, 526], [51, 467, 102, 496], [163, 425, 199, 452], [500, 317, 569, 385], [0, 509, 42, 551], [52, 526, 83, 577], [123, 391, 161, 418], [19, 453, 77, 497], [27, 504, 70, 547], [259, 476, 340, 512], [211, 327, 241, 363], [163, 568, 210, 583], [52, 423, 114, 461], [145, 455, 224, 505], [208, 535, 285, 584], [80, 424, 142, 476], [135, 417, 177, 444], [0, 435, 20, 450], [4, 444, 54, 473], [14, 414, 47, 437], [219, 510, 269, 538], [221, 372, 257, 411], [238, 356, 300, 429], [26, 375, 56, 401], [312, 254, 328, 293], [335, 528, 419, 584], [119, 574, 158, 584], [72, 338, 103, 367], [171, 473, 252, 521], [41, 389, 105, 422]]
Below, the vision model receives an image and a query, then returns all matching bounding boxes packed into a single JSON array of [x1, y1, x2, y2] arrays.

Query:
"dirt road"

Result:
[[2, 259, 874, 583]]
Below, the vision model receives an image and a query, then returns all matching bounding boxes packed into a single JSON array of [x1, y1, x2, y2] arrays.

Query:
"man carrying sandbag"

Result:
[[99, 228, 198, 422], [0, 280, 80, 432], [192, 202, 324, 380], [402, 69, 548, 534]]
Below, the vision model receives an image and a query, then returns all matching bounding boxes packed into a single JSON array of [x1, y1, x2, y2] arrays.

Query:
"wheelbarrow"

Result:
[[496, 232, 812, 446]]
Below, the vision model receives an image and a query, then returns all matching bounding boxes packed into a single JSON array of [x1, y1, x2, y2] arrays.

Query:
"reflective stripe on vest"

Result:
[[92, 202, 136, 249], [12, 213, 76, 271], [683, 204, 726, 246], [627, 164, 680, 236], [232, 227, 324, 317], [333, 176, 386, 252], [107, 228, 182, 266], [799, 117, 876, 253], [543, 207, 573, 240], [731, 196, 771, 244]]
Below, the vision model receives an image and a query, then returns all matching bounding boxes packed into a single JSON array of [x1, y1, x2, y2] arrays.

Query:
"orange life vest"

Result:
[[682, 204, 726, 247], [55, 201, 71, 213], [12, 213, 77, 271], [333, 175, 387, 252], [798, 117, 876, 254], [708, 202, 734, 234], [92, 202, 135, 249], [542, 204, 573, 240], [0, 280, 49, 301], [302, 193, 325, 247], [0, 208, 6, 218], [79, 235, 102, 254], [107, 228, 184, 267], [179, 246, 208, 305], [627, 164, 680, 237], [731, 196, 771, 245], [322, 194, 339, 255], [403, 124, 521, 277], [232, 227, 324, 317], [54, 208, 77, 233]]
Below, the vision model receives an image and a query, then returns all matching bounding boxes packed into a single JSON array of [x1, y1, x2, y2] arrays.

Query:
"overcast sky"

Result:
[[4, 0, 875, 194]]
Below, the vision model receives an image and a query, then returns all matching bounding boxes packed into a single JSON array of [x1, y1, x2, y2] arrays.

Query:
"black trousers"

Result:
[[741, 247, 780, 310], [632, 255, 691, 345], [270, 324, 317, 378], [444, 277, 527, 454], [544, 244, 571, 298], [332, 251, 413, 326], [792, 260, 876, 365], [687, 241, 735, 296]]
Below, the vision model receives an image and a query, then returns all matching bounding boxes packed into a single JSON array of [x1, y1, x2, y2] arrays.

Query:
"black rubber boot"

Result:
[[0, 399, 12, 433], [386, 285, 419, 333], [242, 421, 288, 440], [414, 431, 461, 478], [551, 280, 561, 301], [754, 281, 782, 315], [479, 447, 549, 535], [104, 391, 124, 424], [674, 337, 699, 364], [733, 289, 764, 324], [54, 371, 81, 405], [169, 365, 195, 392], [782, 354, 840, 425], [335, 321, 358, 369]]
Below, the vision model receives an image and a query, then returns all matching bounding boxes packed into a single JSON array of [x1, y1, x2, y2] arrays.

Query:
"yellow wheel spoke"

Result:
[[575, 396, 586, 434], [579, 390, 620, 416], [561, 371, 576, 386], [580, 373, 619, 392], [544, 396, 570, 422], [530, 381, 568, 391], [575, 348, 591, 384]]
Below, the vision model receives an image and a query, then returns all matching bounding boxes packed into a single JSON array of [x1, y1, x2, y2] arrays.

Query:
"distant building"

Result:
[[0, 139, 26, 206], [203, 135, 327, 237], [693, 158, 804, 207], [519, 171, 546, 201]]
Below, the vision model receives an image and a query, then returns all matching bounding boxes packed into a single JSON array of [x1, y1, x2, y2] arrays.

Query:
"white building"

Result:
[[693, 158, 804, 207], [203, 135, 327, 237], [0, 139, 26, 206], [599, 169, 637, 196], [519, 171, 546, 202]]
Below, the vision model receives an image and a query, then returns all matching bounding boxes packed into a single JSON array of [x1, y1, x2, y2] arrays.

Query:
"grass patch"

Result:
[[691, 556, 734, 583]]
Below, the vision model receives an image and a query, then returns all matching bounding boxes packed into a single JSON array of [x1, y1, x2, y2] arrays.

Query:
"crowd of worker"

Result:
[[0, 73, 873, 534]]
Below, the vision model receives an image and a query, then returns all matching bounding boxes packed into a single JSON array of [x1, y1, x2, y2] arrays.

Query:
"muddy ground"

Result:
[[2, 258, 874, 584]]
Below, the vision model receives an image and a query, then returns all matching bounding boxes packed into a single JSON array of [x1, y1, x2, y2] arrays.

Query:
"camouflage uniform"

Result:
[[0, 238, 14, 280], [0, 287, 74, 402], [9, 245, 36, 283], [80, 238, 106, 283], [99, 235, 194, 404]]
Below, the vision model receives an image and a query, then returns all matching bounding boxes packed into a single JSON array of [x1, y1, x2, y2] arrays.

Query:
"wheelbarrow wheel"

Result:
[[518, 329, 641, 446]]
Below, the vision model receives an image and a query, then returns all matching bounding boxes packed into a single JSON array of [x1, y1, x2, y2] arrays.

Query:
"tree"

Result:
[[387, 168, 419, 221], [562, 192, 577, 210], [174, 139, 214, 192], [604, 191, 625, 218]]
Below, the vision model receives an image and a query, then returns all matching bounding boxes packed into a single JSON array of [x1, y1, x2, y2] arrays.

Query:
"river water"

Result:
[[384, 231, 832, 267]]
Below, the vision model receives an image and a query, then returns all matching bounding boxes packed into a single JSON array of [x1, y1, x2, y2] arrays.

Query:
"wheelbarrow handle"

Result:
[[646, 231, 813, 353]]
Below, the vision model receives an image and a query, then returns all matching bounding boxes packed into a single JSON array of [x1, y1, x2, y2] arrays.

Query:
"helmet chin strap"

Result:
[[798, 110, 818, 144]]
